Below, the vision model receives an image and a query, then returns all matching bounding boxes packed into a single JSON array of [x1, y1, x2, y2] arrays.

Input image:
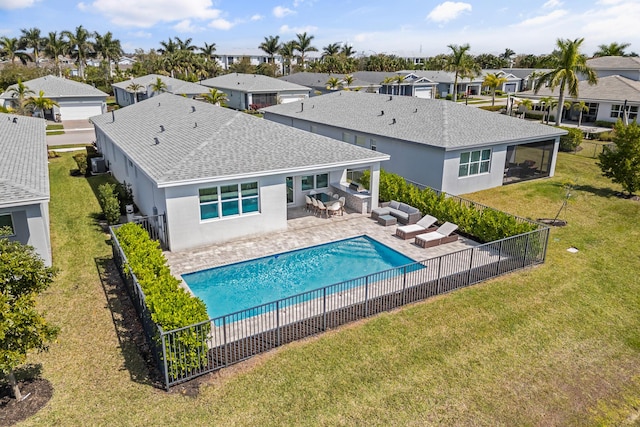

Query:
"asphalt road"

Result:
[[46, 129, 96, 146]]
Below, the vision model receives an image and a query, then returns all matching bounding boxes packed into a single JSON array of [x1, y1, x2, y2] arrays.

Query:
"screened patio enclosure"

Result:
[[503, 139, 555, 184]]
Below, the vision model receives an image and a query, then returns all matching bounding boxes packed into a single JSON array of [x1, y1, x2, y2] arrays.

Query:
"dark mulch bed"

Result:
[[0, 375, 53, 426]]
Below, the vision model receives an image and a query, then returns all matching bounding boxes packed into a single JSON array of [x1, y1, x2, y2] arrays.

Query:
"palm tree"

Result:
[[94, 31, 123, 80], [158, 38, 178, 56], [0, 36, 30, 64], [24, 90, 59, 118], [175, 37, 196, 52], [6, 79, 35, 115], [150, 77, 168, 94], [539, 96, 557, 124], [322, 42, 341, 59], [326, 77, 342, 90], [62, 25, 94, 80], [483, 73, 508, 106], [202, 88, 227, 106], [343, 74, 355, 89], [199, 42, 217, 62], [340, 44, 356, 57], [445, 43, 475, 102], [570, 100, 590, 127], [534, 38, 598, 126], [500, 48, 515, 67], [294, 32, 318, 70], [43, 31, 67, 77], [259, 36, 281, 63], [593, 42, 631, 57], [19, 27, 43, 66], [279, 41, 296, 75], [126, 82, 144, 103]]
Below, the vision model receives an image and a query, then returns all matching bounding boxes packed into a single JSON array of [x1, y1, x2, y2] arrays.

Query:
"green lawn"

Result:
[[19, 152, 640, 425]]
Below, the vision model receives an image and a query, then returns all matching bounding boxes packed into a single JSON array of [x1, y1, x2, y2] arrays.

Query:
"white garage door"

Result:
[[279, 94, 307, 104], [414, 87, 432, 99], [59, 102, 104, 120]]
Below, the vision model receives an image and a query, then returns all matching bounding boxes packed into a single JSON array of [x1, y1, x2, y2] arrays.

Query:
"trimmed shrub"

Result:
[[596, 131, 615, 141], [115, 181, 134, 214], [97, 183, 121, 224], [114, 223, 210, 380], [360, 169, 538, 242], [594, 120, 615, 129], [445, 94, 453, 101], [73, 153, 88, 175], [479, 105, 504, 112], [557, 126, 583, 152]]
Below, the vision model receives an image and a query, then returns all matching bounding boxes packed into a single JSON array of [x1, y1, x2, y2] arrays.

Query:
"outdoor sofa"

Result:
[[371, 200, 421, 225]]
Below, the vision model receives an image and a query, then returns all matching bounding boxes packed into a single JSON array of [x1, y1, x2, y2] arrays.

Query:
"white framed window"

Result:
[[0, 213, 15, 236], [370, 139, 377, 151], [301, 173, 329, 191], [611, 104, 638, 120], [199, 182, 259, 220], [459, 149, 491, 177]]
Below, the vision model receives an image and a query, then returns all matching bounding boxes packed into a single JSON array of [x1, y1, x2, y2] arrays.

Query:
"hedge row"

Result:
[[361, 170, 538, 242], [114, 223, 209, 379]]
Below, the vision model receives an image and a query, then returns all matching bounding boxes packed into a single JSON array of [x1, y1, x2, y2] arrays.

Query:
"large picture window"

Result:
[[0, 213, 15, 236], [611, 104, 638, 120], [199, 182, 259, 220], [301, 174, 328, 191], [459, 149, 491, 177]]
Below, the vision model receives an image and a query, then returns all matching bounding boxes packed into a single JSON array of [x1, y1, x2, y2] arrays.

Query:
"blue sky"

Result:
[[1, 0, 639, 57]]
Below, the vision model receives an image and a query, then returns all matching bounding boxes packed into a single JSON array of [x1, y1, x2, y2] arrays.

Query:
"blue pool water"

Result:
[[182, 236, 418, 319]]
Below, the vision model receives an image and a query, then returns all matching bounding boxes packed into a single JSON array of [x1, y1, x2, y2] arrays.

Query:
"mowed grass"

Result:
[[21, 152, 640, 426]]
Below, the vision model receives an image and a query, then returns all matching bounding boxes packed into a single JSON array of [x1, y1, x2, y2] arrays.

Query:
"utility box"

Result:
[[90, 157, 107, 174], [125, 204, 135, 222]]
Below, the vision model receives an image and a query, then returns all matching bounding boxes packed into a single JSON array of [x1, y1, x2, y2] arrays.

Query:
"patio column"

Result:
[[369, 163, 380, 211]]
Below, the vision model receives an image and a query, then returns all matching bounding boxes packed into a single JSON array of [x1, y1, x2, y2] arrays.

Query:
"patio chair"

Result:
[[332, 193, 340, 199], [327, 201, 342, 217], [395, 215, 438, 240], [327, 191, 333, 197], [311, 197, 319, 215], [309, 190, 316, 196], [338, 197, 346, 215], [305, 195, 314, 212], [316, 200, 327, 218], [414, 222, 459, 248]]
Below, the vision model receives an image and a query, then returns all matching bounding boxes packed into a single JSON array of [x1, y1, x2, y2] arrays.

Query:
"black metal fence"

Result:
[[110, 217, 549, 390], [127, 214, 168, 250]]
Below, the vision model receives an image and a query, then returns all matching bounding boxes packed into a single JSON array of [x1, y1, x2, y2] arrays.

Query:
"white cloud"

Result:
[[81, 0, 222, 28], [542, 0, 563, 8], [209, 19, 234, 30], [250, 14, 263, 21], [426, 2, 472, 23], [0, 0, 37, 9], [279, 24, 317, 34], [173, 19, 200, 33], [273, 6, 295, 18], [129, 30, 152, 38], [514, 9, 568, 27]]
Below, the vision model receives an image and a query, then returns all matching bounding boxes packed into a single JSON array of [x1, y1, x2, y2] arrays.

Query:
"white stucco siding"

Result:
[[224, 89, 244, 110], [1, 203, 52, 266], [442, 145, 508, 195], [164, 175, 288, 251]]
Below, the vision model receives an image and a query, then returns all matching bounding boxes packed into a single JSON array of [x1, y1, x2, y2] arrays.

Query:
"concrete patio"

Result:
[[165, 206, 480, 277]]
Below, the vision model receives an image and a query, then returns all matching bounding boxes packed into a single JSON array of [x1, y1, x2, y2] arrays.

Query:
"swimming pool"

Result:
[[182, 236, 418, 319]]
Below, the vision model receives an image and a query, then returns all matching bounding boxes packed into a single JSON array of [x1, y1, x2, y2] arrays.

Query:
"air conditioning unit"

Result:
[[91, 157, 107, 174]]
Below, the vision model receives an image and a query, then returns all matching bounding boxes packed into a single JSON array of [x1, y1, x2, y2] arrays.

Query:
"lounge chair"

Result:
[[395, 215, 438, 240], [414, 222, 459, 248]]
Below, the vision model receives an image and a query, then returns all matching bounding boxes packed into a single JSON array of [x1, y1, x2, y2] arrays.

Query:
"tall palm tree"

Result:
[[19, 27, 43, 66], [322, 42, 341, 59], [175, 37, 196, 52], [25, 90, 59, 118], [483, 73, 508, 106], [199, 42, 217, 62], [570, 100, 590, 127], [593, 42, 631, 57], [43, 31, 67, 77], [150, 77, 167, 94], [126, 82, 144, 103], [259, 35, 281, 63], [294, 32, 317, 70], [158, 38, 178, 55], [340, 44, 356, 57], [62, 25, 94, 80], [279, 41, 296, 75], [6, 79, 35, 115], [534, 38, 598, 126], [500, 48, 515, 67], [202, 88, 227, 106], [0, 36, 30, 64], [94, 31, 123, 80], [539, 96, 557, 124], [445, 43, 475, 102]]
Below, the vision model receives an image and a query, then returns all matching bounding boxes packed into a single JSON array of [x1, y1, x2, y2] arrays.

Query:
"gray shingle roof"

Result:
[[91, 93, 388, 186], [200, 73, 310, 93], [0, 113, 48, 206], [519, 75, 640, 103], [587, 56, 640, 70], [111, 74, 206, 95], [262, 91, 565, 150], [0, 75, 107, 99]]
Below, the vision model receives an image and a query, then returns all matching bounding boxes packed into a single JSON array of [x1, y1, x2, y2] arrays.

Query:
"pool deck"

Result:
[[165, 206, 480, 277]]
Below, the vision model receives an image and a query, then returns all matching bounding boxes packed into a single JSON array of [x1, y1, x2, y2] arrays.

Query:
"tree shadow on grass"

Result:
[[573, 184, 620, 198], [93, 257, 165, 390]]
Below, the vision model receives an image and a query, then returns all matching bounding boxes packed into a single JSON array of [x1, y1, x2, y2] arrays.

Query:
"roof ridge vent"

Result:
[[414, 108, 418, 113], [380, 110, 384, 116], [191, 105, 196, 112], [391, 118, 396, 124], [154, 137, 160, 145], [194, 122, 197, 128], [389, 95, 393, 101], [12, 117, 18, 123], [160, 125, 165, 132]]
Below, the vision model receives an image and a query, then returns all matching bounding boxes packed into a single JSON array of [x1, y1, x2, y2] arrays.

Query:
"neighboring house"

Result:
[[216, 49, 322, 72], [0, 75, 107, 121], [586, 56, 640, 81], [518, 75, 640, 123], [508, 68, 552, 91], [91, 93, 388, 251], [111, 74, 207, 108], [0, 113, 52, 266], [262, 91, 566, 195], [279, 72, 371, 95], [200, 73, 310, 110], [355, 71, 437, 99]]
